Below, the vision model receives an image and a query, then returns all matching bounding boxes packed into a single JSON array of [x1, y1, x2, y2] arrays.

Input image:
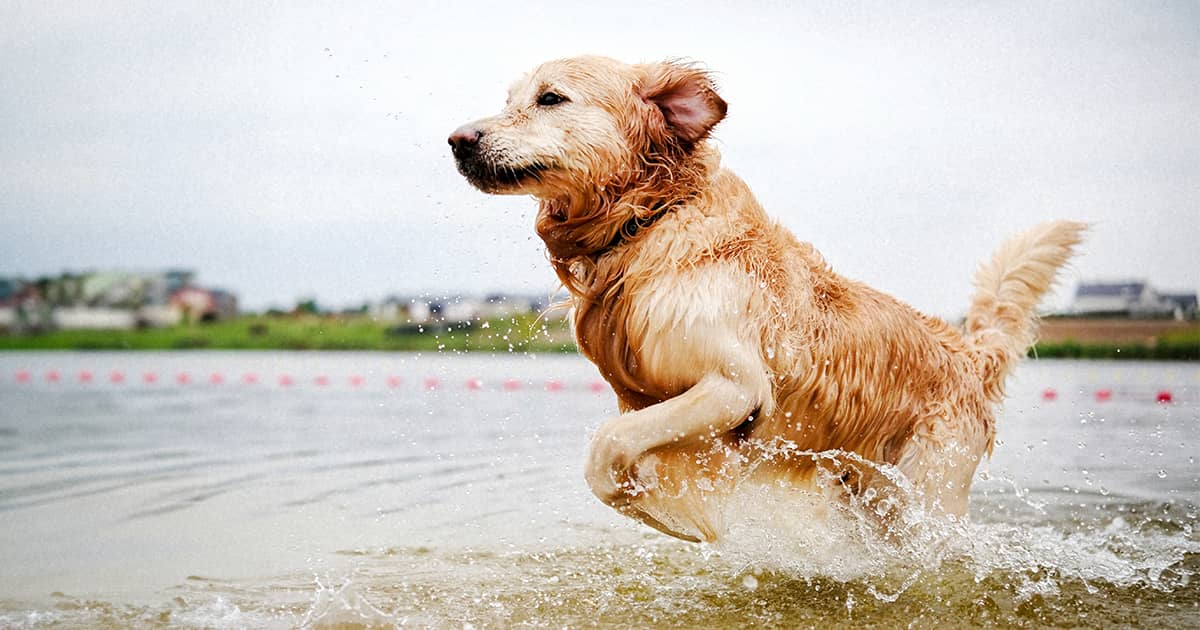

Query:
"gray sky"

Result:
[[2, 1, 1197, 317]]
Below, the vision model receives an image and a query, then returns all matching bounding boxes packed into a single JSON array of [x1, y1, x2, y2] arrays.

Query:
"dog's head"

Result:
[[448, 56, 727, 199]]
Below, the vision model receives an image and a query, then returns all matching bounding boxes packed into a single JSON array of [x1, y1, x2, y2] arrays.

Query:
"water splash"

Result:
[[701, 443, 1200, 607]]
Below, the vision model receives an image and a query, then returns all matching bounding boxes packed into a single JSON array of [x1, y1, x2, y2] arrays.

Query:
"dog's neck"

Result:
[[534, 144, 720, 265], [602, 205, 673, 252]]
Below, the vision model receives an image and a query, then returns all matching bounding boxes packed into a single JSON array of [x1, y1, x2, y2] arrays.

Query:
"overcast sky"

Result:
[[1, 1, 1197, 317]]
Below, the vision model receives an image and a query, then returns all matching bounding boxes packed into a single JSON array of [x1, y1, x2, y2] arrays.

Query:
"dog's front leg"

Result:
[[585, 371, 762, 507]]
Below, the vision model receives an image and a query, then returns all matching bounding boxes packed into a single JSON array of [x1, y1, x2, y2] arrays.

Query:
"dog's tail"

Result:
[[964, 220, 1087, 401]]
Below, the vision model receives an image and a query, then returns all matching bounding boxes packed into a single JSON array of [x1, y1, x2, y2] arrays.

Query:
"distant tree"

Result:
[[58, 273, 85, 307], [34, 277, 52, 302], [294, 298, 320, 315]]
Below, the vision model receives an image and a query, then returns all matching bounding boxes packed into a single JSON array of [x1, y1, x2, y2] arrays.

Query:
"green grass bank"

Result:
[[2, 315, 1197, 359], [0, 314, 576, 353]]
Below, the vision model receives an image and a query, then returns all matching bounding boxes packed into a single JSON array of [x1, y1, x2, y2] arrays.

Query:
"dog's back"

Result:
[[593, 173, 1084, 532]]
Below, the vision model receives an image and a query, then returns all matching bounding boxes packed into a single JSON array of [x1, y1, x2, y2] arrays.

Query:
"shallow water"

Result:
[[0, 352, 1197, 628]]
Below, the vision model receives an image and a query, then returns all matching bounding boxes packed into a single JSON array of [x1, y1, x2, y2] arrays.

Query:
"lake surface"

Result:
[[0, 352, 1197, 628]]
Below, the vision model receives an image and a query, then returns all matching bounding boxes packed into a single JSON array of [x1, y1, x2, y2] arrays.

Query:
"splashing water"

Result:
[[701, 443, 1200, 607]]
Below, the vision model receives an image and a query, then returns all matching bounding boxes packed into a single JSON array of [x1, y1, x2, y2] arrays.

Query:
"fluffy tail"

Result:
[[965, 220, 1087, 401]]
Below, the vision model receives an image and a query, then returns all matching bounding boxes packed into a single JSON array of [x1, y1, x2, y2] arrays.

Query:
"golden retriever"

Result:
[[449, 55, 1084, 543]]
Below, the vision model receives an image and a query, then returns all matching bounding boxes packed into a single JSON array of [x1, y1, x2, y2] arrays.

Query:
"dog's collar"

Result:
[[600, 202, 674, 254]]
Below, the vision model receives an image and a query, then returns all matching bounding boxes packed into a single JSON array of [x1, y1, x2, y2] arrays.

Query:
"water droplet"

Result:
[[1157, 470, 1168, 479]]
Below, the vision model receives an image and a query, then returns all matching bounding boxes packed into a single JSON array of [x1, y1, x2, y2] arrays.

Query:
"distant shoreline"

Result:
[[1, 315, 1196, 360], [1033, 317, 1200, 360], [0, 314, 576, 354]]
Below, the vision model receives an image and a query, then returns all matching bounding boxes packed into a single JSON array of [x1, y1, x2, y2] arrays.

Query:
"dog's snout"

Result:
[[448, 125, 483, 157]]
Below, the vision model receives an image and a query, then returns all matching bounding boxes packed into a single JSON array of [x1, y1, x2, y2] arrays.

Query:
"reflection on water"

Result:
[[0, 352, 1197, 628]]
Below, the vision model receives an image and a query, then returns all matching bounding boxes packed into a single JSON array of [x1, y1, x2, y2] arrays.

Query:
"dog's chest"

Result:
[[576, 245, 760, 409]]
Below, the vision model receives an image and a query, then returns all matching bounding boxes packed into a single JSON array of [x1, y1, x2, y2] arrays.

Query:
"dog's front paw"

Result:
[[585, 427, 636, 505]]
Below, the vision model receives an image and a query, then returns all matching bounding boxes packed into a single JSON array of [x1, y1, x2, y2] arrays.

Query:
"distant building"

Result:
[[368, 296, 406, 322], [169, 286, 238, 323], [479, 293, 540, 319], [1072, 280, 1198, 320], [0, 278, 18, 304], [369, 293, 564, 326], [0, 270, 236, 332], [73, 270, 194, 308], [368, 296, 434, 324], [1161, 293, 1199, 320], [52, 307, 138, 330], [0, 278, 52, 332], [432, 296, 483, 324]]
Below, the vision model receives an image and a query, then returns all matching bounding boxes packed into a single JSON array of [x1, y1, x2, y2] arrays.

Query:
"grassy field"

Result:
[[2, 315, 1197, 360], [1032, 325, 1200, 360], [0, 314, 577, 353], [1031, 317, 1200, 360]]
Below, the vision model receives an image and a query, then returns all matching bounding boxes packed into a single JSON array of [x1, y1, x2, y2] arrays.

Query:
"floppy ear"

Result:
[[638, 62, 728, 145]]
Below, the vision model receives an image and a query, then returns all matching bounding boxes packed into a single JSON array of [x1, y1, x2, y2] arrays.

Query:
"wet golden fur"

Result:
[[450, 56, 1085, 542]]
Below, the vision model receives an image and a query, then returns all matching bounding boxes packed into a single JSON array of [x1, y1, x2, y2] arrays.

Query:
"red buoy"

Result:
[[1041, 388, 1058, 401], [1095, 388, 1112, 402], [1156, 390, 1173, 404]]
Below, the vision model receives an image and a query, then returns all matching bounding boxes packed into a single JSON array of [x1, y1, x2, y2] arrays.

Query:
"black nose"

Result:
[[448, 125, 482, 158]]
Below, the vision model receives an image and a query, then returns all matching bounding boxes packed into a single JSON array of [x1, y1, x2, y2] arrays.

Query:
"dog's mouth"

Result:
[[456, 157, 551, 193], [494, 162, 549, 185]]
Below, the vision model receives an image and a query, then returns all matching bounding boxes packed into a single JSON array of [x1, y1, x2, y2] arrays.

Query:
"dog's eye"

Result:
[[536, 92, 567, 107]]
